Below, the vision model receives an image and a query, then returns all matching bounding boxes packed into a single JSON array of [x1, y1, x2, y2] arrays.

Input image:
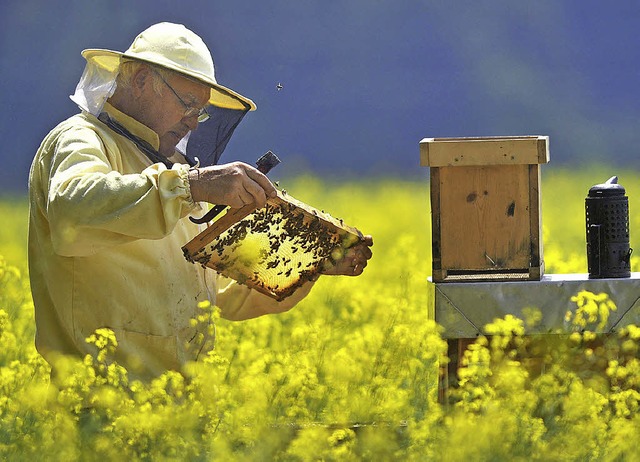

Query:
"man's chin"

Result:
[[156, 146, 176, 159], [158, 141, 179, 158], [159, 132, 185, 157]]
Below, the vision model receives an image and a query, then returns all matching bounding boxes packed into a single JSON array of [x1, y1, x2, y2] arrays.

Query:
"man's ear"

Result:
[[131, 66, 152, 99]]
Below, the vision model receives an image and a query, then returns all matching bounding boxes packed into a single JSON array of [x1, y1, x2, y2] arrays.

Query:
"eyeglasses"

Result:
[[151, 68, 210, 123]]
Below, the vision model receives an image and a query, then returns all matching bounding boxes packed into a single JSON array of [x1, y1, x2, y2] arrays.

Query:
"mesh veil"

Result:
[[177, 104, 250, 167]]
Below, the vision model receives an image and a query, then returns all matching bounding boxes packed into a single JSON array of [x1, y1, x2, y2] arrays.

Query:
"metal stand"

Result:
[[429, 273, 640, 402]]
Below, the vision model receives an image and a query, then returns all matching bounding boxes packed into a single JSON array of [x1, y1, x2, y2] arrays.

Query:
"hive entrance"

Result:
[[183, 191, 364, 301]]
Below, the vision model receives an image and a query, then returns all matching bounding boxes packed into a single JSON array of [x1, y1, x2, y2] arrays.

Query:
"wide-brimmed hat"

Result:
[[81, 22, 256, 111]]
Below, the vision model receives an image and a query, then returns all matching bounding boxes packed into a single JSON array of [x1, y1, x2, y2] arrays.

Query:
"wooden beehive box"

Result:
[[420, 136, 549, 282]]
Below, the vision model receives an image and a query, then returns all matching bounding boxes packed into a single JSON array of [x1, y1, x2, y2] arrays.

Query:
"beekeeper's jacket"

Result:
[[28, 103, 311, 379]]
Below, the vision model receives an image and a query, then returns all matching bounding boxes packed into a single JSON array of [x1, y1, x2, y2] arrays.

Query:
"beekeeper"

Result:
[[29, 22, 373, 380]]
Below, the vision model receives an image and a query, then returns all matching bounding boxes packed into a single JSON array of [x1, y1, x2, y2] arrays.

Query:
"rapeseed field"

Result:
[[0, 170, 639, 460]]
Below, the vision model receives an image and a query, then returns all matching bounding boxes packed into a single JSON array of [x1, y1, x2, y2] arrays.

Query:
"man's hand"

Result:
[[188, 162, 277, 209], [321, 235, 374, 277]]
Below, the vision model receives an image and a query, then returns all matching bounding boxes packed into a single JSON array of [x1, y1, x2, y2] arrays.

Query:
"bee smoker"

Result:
[[585, 176, 632, 278]]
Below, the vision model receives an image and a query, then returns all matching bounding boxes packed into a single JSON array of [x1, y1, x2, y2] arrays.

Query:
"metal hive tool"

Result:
[[183, 190, 365, 301]]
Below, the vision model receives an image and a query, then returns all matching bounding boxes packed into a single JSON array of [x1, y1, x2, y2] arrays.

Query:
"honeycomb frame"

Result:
[[183, 190, 364, 301]]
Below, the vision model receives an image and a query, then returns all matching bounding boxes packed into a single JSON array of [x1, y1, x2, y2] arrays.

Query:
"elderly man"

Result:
[[29, 22, 373, 380]]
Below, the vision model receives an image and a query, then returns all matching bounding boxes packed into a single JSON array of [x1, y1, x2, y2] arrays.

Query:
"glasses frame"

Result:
[[151, 68, 210, 123]]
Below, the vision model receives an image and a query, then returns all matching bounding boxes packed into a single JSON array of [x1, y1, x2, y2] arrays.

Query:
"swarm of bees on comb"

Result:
[[183, 190, 364, 301]]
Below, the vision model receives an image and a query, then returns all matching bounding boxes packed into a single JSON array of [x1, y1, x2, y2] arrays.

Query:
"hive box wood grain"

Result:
[[420, 136, 549, 282]]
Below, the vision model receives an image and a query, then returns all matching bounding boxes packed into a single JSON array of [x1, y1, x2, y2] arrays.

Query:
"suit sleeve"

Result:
[[45, 124, 197, 256]]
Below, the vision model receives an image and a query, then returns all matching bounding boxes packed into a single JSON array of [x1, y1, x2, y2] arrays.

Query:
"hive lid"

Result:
[[182, 190, 365, 301], [419, 135, 550, 167]]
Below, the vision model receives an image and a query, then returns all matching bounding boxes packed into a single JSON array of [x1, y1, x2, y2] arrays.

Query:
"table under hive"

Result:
[[428, 273, 640, 401]]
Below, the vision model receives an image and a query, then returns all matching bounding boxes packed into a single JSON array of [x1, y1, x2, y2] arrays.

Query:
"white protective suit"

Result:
[[28, 102, 311, 379]]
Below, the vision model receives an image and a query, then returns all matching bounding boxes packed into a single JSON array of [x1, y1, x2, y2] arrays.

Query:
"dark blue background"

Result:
[[2, 0, 639, 191]]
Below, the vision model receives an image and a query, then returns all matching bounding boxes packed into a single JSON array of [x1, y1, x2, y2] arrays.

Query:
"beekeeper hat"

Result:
[[81, 22, 256, 111]]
